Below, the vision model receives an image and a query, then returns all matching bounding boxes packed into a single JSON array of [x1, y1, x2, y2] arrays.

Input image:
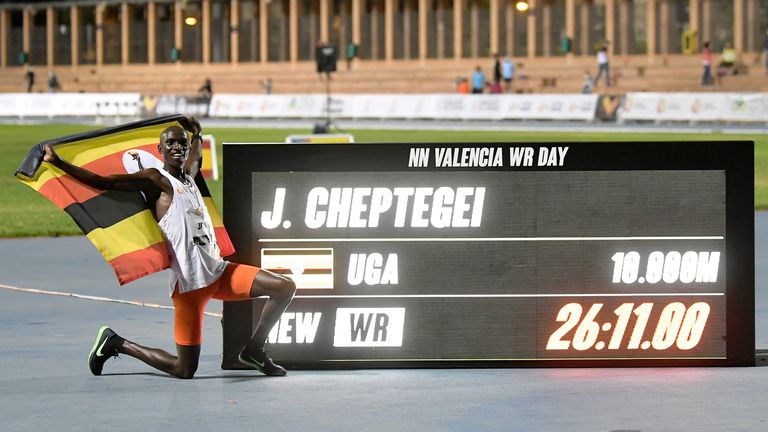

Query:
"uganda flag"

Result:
[[14, 114, 234, 285]]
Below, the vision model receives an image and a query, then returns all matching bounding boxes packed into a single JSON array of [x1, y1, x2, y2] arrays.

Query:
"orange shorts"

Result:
[[171, 263, 260, 346]]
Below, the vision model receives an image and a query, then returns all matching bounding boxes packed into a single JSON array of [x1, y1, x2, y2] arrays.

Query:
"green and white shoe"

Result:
[[88, 326, 121, 376], [237, 348, 287, 376]]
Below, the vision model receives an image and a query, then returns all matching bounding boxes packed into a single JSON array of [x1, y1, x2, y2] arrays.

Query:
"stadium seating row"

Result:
[[1, 54, 766, 95]]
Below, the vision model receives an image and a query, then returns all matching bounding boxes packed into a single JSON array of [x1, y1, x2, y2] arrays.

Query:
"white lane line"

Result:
[[295, 293, 725, 299], [0, 283, 223, 318], [259, 236, 725, 242]]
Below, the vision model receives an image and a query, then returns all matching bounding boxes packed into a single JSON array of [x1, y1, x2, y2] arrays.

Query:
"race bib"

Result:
[[186, 209, 212, 247]]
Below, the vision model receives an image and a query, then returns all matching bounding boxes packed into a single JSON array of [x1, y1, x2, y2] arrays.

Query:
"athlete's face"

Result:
[[159, 126, 189, 168]]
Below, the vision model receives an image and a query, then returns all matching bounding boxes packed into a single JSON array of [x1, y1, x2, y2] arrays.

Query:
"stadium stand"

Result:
[[1, 0, 766, 96], [1, 54, 766, 96]]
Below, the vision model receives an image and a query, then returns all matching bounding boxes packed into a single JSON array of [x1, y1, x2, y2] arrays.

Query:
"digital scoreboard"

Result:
[[221, 141, 754, 368]]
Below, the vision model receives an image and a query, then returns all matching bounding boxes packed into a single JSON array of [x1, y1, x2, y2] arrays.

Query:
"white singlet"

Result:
[[156, 168, 227, 296]]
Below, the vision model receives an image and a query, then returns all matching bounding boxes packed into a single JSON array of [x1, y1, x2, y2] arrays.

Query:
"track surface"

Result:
[[1, 213, 766, 431]]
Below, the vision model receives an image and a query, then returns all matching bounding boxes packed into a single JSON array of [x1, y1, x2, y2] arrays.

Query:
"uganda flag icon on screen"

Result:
[[14, 114, 234, 285], [261, 248, 334, 289]]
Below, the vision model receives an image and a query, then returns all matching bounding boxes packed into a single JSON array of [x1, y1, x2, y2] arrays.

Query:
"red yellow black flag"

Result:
[[14, 115, 234, 285]]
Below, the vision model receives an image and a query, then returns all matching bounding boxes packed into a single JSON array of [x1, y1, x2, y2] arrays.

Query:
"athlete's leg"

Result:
[[119, 341, 201, 379], [235, 270, 296, 376], [209, 264, 296, 352], [242, 270, 297, 353], [210, 264, 295, 376], [117, 283, 214, 379]]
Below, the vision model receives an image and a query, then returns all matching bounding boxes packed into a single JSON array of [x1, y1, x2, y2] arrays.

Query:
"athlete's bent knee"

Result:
[[173, 365, 198, 379], [282, 278, 297, 300], [174, 370, 196, 379]]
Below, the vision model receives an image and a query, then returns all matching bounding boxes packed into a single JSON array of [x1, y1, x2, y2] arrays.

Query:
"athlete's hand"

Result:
[[180, 116, 202, 136], [43, 144, 60, 165]]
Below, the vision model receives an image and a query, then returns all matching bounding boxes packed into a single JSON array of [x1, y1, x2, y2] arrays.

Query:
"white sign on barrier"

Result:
[[209, 94, 328, 118], [619, 92, 768, 123], [0, 93, 142, 118], [285, 134, 355, 143], [208, 93, 599, 121], [721, 93, 768, 122], [351, 94, 429, 119], [7, 92, 764, 124]]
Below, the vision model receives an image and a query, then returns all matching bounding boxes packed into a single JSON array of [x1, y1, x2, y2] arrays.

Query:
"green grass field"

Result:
[[1, 123, 765, 238]]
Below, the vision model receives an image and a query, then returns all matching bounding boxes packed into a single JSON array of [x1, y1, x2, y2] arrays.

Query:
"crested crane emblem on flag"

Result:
[[14, 114, 234, 285]]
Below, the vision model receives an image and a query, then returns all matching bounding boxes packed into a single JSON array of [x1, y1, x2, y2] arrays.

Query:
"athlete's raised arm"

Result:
[[43, 144, 168, 195]]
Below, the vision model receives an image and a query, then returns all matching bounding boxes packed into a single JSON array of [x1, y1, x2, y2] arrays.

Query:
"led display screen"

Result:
[[222, 142, 754, 368]]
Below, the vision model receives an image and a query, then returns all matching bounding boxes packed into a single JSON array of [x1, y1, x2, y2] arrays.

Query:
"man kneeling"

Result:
[[44, 117, 296, 378]]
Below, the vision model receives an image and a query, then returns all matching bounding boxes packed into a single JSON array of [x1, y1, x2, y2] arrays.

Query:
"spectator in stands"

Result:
[[581, 71, 593, 94], [487, 80, 502, 94], [471, 66, 486, 94], [593, 42, 611, 87], [261, 78, 272, 95], [457, 77, 470, 94], [501, 57, 515, 92], [492, 53, 502, 85], [199, 78, 213, 99], [347, 42, 358, 70], [24, 67, 35, 93], [48, 71, 61, 93], [720, 42, 737, 68], [701, 41, 713, 86]]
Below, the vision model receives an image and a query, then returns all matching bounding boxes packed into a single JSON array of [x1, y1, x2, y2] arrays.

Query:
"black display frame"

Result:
[[221, 141, 754, 369]]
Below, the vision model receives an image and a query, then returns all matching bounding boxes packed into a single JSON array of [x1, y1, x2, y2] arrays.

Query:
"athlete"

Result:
[[43, 117, 296, 378]]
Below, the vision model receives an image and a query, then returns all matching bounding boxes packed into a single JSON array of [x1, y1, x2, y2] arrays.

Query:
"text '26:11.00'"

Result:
[[546, 302, 711, 351]]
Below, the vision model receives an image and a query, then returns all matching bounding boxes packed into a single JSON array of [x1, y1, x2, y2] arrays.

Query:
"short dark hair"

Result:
[[160, 125, 185, 143]]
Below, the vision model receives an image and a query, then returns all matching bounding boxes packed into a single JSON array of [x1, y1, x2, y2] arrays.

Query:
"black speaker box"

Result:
[[316, 46, 337, 73]]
